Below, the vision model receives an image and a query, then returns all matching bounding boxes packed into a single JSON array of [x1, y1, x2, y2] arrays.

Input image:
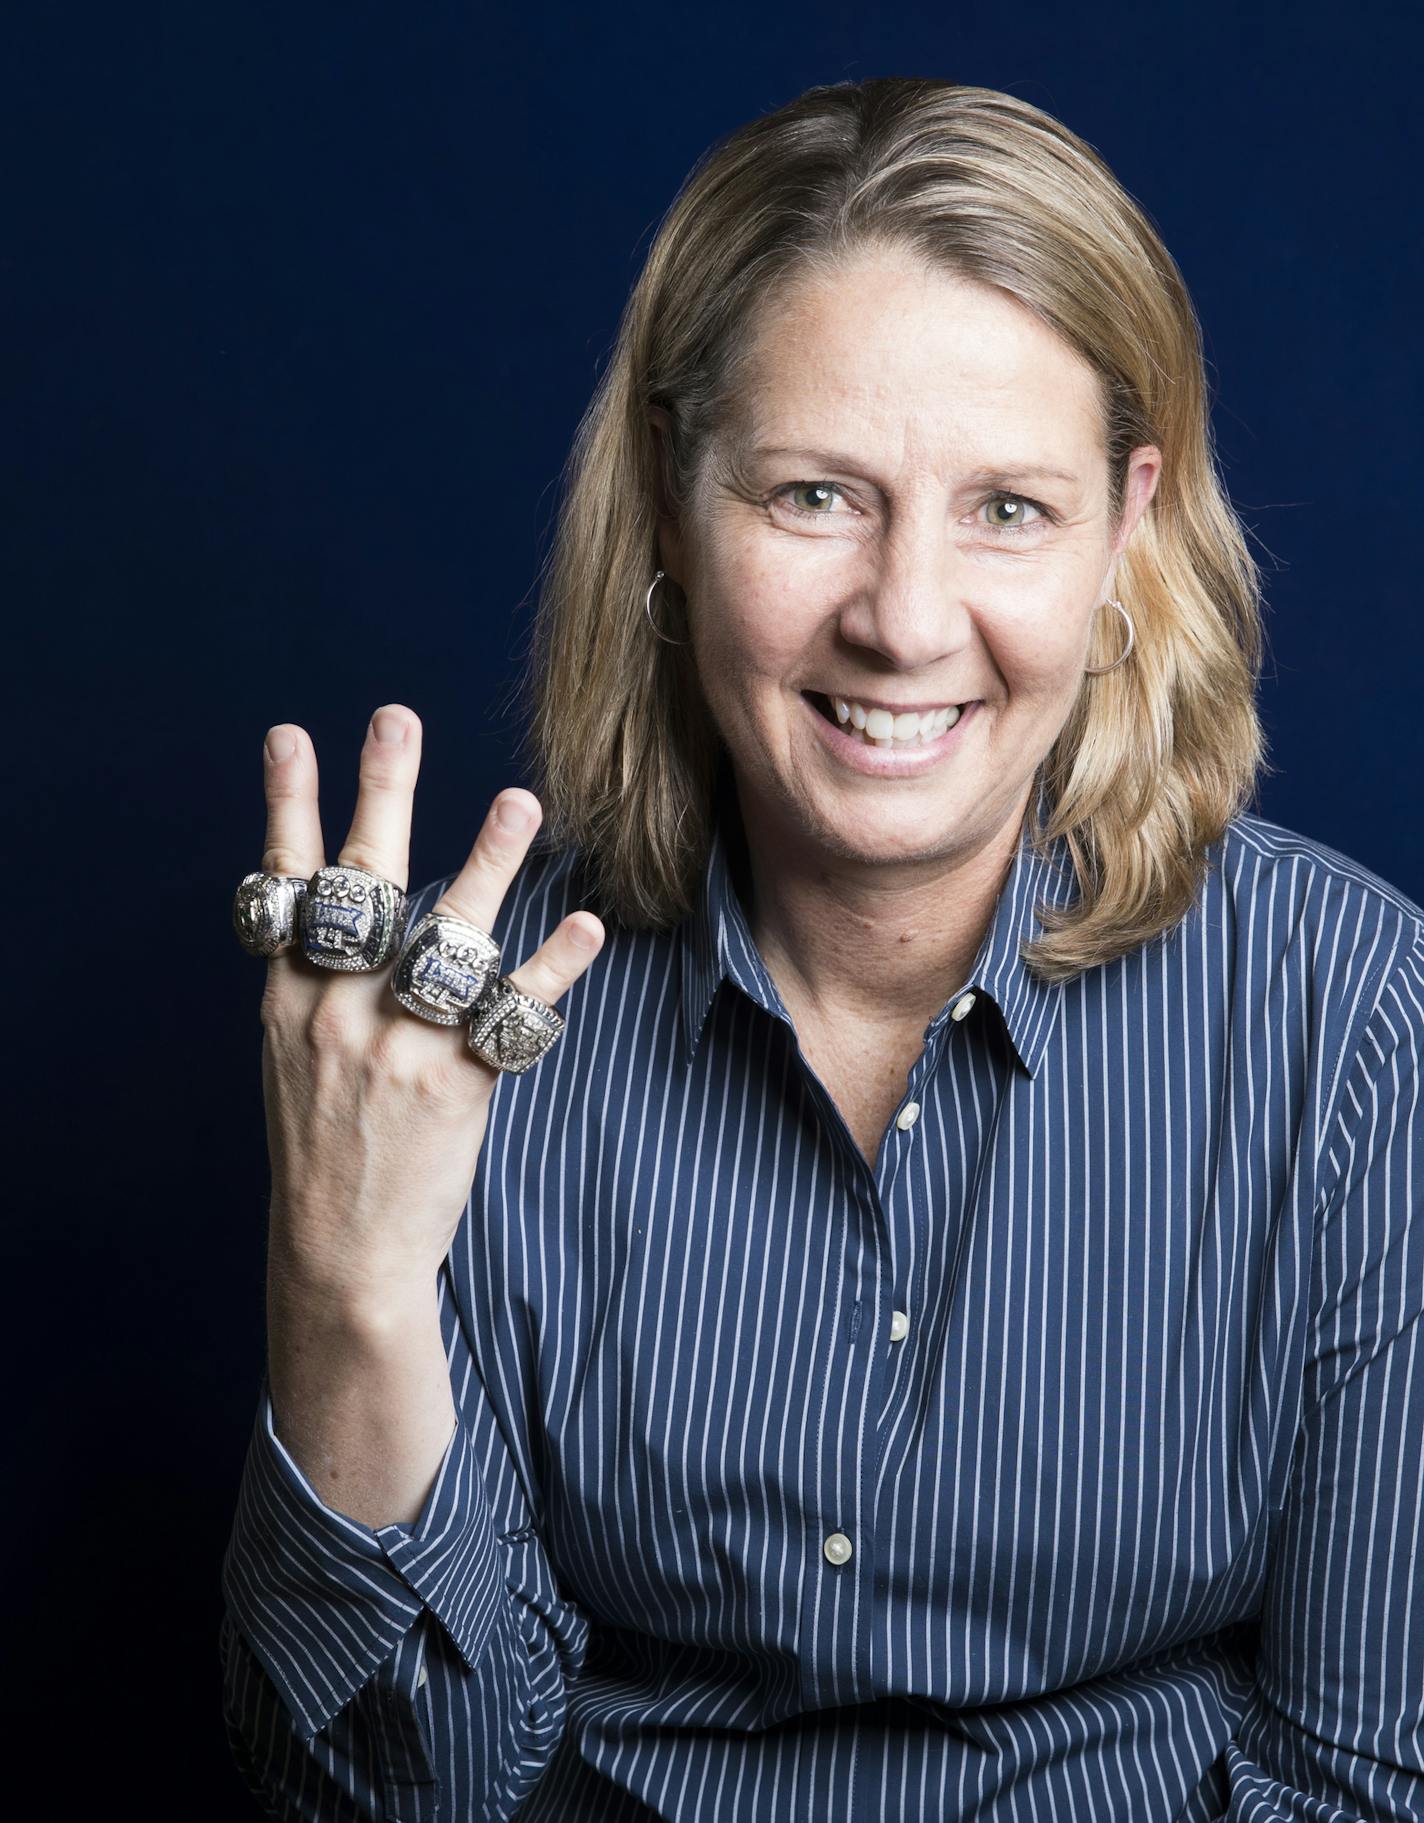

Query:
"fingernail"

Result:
[[569, 919, 600, 951], [496, 795, 533, 832], [265, 727, 296, 762], [371, 710, 407, 745]]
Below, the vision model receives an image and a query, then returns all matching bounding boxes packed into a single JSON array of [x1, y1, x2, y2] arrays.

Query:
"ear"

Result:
[[1111, 444, 1162, 559], [646, 406, 687, 587]]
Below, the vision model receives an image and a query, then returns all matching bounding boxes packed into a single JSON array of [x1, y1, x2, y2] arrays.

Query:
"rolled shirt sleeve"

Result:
[[221, 1367, 507, 1745], [219, 1255, 590, 1819], [1224, 924, 1424, 1820]]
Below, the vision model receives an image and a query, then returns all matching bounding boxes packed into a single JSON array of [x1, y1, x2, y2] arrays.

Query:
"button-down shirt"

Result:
[[220, 775, 1424, 1821]]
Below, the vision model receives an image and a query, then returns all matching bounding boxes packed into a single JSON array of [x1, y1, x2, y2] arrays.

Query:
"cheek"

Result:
[[987, 582, 1098, 687], [1003, 628, 1083, 691], [698, 590, 815, 685]]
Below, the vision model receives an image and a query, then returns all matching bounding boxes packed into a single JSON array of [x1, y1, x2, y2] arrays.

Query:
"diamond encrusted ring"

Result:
[[391, 911, 502, 1026], [298, 863, 409, 972], [233, 871, 310, 957], [467, 976, 565, 1075]]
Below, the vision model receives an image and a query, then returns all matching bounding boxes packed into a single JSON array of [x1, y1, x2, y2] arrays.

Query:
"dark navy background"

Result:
[[8, 2, 1420, 1806]]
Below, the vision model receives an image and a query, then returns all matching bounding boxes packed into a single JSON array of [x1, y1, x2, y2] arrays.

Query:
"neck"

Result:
[[729, 781, 1031, 1033]]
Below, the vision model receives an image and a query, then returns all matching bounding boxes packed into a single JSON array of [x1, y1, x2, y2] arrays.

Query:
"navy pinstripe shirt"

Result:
[[221, 776, 1424, 1821]]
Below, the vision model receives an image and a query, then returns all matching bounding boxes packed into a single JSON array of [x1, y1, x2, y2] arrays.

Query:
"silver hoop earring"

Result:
[[644, 570, 688, 646], [1083, 598, 1135, 675]]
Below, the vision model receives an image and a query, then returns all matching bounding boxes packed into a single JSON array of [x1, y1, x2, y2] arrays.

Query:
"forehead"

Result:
[[731, 252, 1105, 467]]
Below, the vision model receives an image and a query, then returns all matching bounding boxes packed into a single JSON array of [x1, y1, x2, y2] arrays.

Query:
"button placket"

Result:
[[360, 1674, 438, 1820]]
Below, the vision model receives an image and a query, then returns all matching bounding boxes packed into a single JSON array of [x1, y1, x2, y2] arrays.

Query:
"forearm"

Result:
[[265, 1245, 457, 1529]]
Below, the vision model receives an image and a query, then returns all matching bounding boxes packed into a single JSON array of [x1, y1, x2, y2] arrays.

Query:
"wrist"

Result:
[[266, 1235, 439, 1335]]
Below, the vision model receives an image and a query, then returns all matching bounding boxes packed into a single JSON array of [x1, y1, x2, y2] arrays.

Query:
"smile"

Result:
[[800, 689, 980, 776]]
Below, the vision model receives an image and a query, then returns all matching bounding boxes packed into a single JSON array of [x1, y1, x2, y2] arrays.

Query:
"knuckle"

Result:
[[332, 844, 392, 881], [512, 954, 569, 1008], [411, 1058, 470, 1111], [367, 1019, 462, 1106], [305, 993, 363, 1053], [507, 919, 600, 1006], [260, 850, 310, 879], [367, 1016, 417, 1078], [264, 769, 308, 803], [432, 885, 492, 933], [357, 750, 411, 792], [392, 1043, 468, 1109], [470, 833, 513, 883]]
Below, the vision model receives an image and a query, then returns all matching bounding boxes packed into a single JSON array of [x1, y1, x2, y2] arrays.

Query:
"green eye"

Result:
[[785, 482, 840, 514], [984, 494, 1045, 531]]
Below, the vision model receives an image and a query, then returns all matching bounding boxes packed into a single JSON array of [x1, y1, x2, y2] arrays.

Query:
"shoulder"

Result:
[[1214, 811, 1424, 984], [1213, 809, 1424, 1098], [1222, 810, 1424, 933]]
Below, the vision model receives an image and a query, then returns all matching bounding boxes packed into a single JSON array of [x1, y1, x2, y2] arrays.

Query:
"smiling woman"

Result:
[[636, 253, 1166, 961], [524, 84, 1264, 996], [221, 75, 1424, 1823]]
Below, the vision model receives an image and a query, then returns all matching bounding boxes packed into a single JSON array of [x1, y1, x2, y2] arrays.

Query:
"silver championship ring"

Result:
[[233, 871, 309, 957], [391, 911, 502, 1025], [467, 976, 565, 1075], [299, 863, 409, 972]]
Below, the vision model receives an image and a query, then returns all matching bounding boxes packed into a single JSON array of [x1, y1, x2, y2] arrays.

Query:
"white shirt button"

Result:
[[896, 1100, 920, 1130], [823, 1531, 853, 1565], [889, 1309, 910, 1342], [950, 992, 977, 1022], [417, 1663, 428, 1688]]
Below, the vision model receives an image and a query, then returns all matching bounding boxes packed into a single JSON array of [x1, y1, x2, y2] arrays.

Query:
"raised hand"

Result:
[[255, 703, 605, 1310]]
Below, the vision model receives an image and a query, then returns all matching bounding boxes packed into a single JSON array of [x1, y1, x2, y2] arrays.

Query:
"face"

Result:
[[654, 247, 1161, 879]]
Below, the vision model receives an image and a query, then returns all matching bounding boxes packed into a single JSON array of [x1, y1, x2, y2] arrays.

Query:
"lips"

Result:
[[799, 687, 980, 776]]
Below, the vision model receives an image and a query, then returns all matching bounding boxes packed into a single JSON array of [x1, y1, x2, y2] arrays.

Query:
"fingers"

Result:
[[336, 705, 423, 892], [504, 906, 605, 1010], [434, 788, 605, 1012], [261, 724, 324, 879], [434, 788, 546, 937]]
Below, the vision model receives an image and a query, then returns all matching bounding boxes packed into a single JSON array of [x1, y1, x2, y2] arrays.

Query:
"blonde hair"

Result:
[[516, 76, 1271, 982]]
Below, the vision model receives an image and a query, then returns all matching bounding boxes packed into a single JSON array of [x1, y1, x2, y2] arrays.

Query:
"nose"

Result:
[[835, 510, 977, 672]]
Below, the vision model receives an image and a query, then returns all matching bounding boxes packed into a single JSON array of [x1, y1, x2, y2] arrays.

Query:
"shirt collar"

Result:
[[678, 770, 1080, 1078]]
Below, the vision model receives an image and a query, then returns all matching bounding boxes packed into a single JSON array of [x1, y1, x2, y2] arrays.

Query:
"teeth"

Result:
[[827, 696, 964, 746]]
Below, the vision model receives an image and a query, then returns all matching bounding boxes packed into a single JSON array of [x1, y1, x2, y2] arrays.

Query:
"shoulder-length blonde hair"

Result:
[[516, 76, 1270, 982]]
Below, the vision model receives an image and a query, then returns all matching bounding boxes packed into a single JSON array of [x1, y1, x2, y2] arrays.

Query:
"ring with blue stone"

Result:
[[233, 871, 309, 957], [299, 863, 409, 972], [391, 911, 502, 1025], [467, 976, 565, 1075]]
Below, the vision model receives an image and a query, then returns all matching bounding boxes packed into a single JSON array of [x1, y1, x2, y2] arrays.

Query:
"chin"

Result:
[[799, 792, 960, 861]]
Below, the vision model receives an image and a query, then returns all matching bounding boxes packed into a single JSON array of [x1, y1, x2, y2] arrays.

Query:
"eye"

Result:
[[769, 481, 1056, 533], [770, 481, 850, 520], [981, 493, 1050, 534]]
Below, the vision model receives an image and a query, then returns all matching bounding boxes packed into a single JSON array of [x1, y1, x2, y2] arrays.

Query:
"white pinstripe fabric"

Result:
[[221, 776, 1424, 1821]]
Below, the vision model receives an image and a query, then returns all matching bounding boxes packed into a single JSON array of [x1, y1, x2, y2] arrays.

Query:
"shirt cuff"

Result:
[[220, 1372, 509, 1744]]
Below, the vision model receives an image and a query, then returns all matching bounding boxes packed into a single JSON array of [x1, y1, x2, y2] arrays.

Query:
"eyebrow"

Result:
[[746, 445, 1081, 487]]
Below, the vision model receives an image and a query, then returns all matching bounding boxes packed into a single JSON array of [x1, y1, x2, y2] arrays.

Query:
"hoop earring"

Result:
[[644, 570, 689, 646], [1083, 598, 1135, 675]]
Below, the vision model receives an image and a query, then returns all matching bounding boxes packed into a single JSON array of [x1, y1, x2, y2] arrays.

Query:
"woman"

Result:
[[221, 78, 1424, 1821]]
